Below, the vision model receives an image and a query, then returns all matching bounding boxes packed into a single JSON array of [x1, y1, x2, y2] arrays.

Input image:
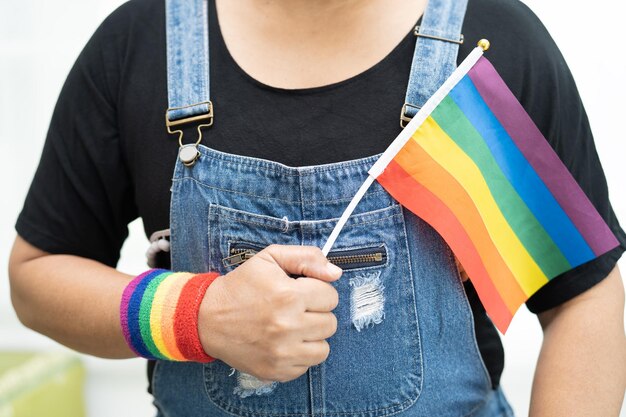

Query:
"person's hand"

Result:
[[197, 244, 342, 382]]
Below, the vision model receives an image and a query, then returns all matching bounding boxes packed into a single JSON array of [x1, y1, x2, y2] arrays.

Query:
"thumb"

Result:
[[262, 245, 342, 282]]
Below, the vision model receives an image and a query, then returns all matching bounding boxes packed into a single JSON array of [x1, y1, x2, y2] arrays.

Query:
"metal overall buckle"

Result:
[[165, 101, 214, 167], [401, 27, 464, 128], [413, 25, 465, 45], [400, 103, 420, 128]]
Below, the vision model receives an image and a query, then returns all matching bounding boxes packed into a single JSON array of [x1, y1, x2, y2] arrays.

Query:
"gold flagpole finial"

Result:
[[477, 39, 490, 51]]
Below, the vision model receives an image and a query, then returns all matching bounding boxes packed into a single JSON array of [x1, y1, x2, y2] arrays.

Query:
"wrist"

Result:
[[198, 274, 227, 360], [120, 269, 221, 362]]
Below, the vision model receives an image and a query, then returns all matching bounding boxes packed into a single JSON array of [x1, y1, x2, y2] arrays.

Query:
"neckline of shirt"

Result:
[[209, 0, 422, 95]]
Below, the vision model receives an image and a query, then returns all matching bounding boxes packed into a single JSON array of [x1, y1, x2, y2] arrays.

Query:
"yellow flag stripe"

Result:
[[413, 116, 548, 295]]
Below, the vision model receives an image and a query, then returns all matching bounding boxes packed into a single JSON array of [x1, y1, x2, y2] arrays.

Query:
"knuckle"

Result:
[[299, 247, 324, 272], [265, 244, 281, 254], [317, 341, 331, 363], [317, 284, 338, 311], [295, 260, 309, 276], [329, 287, 339, 310], [268, 344, 289, 362], [329, 313, 338, 334], [321, 341, 331, 360], [308, 246, 324, 258], [267, 316, 291, 336], [272, 286, 298, 306]]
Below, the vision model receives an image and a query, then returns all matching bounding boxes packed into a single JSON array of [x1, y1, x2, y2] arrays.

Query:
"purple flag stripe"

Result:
[[467, 56, 618, 256]]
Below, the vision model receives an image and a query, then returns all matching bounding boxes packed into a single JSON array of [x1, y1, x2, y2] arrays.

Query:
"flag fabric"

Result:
[[365, 47, 619, 333]]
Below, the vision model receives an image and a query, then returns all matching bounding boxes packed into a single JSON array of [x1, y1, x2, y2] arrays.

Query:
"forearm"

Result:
[[9, 236, 135, 359], [529, 267, 626, 416]]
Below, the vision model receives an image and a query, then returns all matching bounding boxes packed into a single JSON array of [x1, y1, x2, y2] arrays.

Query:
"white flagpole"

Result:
[[322, 175, 375, 256], [321, 42, 489, 256]]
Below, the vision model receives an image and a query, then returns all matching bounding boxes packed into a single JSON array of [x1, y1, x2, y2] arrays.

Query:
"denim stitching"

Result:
[[217, 213, 400, 232], [211, 204, 401, 229], [398, 205, 424, 406], [447, 247, 493, 392], [197, 144, 383, 175], [174, 177, 300, 203], [173, 176, 390, 204]]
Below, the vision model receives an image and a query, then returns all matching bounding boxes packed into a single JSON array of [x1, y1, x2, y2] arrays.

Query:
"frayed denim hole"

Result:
[[349, 271, 385, 332], [232, 371, 278, 398]]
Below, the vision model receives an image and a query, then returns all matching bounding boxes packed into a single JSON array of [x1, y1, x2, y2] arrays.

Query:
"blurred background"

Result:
[[1, 0, 625, 416]]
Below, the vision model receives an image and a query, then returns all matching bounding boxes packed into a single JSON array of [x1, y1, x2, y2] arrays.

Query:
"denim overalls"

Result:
[[152, 0, 516, 415]]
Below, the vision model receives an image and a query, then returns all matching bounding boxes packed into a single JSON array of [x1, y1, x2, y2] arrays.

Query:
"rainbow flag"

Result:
[[324, 45, 619, 333]]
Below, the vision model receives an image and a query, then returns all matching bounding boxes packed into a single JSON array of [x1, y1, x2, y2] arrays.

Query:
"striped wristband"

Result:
[[120, 269, 221, 362]]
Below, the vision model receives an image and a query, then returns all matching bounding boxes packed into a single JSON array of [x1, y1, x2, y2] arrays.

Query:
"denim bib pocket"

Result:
[[203, 203, 423, 417]]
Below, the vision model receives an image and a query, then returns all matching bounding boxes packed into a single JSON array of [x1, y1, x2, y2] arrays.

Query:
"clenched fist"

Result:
[[197, 244, 342, 382]]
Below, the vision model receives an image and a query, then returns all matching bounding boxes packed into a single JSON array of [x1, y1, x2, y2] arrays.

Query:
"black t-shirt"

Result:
[[16, 0, 626, 390]]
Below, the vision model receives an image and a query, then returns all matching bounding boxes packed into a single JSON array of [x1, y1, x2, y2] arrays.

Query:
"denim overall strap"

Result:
[[165, 0, 211, 122], [401, 0, 468, 125]]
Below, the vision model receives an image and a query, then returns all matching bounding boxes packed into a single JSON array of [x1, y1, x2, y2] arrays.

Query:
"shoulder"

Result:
[[84, 0, 165, 62], [462, 0, 569, 84], [97, 0, 164, 35], [465, 0, 554, 45], [462, 0, 576, 126], [73, 0, 165, 103]]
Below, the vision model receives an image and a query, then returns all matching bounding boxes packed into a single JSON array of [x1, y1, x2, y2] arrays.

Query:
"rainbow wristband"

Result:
[[120, 269, 221, 362]]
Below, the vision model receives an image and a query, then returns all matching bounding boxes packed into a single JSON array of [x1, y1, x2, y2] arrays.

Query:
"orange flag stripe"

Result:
[[391, 138, 527, 312], [379, 159, 514, 332]]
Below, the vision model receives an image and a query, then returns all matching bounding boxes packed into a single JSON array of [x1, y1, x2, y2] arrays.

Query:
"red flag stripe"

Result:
[[379, 159, 514, 332], [382, 138, 529, 309]]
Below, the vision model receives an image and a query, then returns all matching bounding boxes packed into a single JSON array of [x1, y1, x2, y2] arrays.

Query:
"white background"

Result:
[[1, 1, 624, 416]]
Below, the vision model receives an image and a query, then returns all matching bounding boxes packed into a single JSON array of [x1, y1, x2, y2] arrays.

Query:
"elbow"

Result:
[[8, 259, 37, 331], [10, 291, 36, 331], [7, 236, 47, 331]]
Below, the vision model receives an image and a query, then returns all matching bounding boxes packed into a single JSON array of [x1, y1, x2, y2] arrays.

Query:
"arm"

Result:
[[9, 235, 340, 381], [529, 266, 626, 416], [8, 235, 135, 358]]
